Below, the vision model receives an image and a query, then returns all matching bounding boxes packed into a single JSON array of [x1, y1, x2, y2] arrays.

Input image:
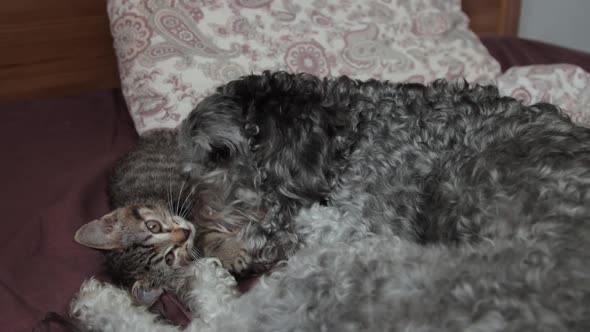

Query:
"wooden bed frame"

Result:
[[0, 0, 521, 103]]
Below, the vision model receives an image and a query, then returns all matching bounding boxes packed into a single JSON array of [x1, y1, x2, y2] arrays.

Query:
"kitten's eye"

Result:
[[165, 251, 175, 266], [145, 220, 162, 233]]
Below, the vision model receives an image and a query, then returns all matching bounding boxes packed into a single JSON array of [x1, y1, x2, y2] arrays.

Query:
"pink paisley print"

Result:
[[145, 44, 184, 60], [342, 23, 411, 72], [231, 17, 255, 37], [444, 58, 466, 81], [198, 61, 247, 82], [234, 0, 273, 9], [107, 0, 503, 134], [186, 8, 205, 23], [165, 74, 201, 104], [154, 9, 240, 57], [510, 87, 533, 105], [413, 12, 451, 36], [569, 110, 590, 126], [272, 11, 297, 22], [129, 85, 179, 129], [285, 41, 331, 76], [404, 75, 426, 84], [368, 1, 395, 22], [309, 10, 332, 27], [497, 64, 590, 127], [341, 23, 380, 70], [111, 13, 152, 62], [219, 62, 246, 80]]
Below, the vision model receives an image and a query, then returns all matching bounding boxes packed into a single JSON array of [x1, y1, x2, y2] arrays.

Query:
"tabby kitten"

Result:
[[75, 129, 198, 305], [75, 128, 254, 305]]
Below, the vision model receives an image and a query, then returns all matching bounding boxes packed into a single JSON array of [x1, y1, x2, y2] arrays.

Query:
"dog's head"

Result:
[[179, 94, 251, 177], [177, 71, 362, 271], [178, 92, 265, 235], [179, 71, 354, 216]]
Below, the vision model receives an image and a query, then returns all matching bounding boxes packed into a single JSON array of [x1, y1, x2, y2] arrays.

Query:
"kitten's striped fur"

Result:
[[77, 129, 198, 304], [76, 128, 251, 306]]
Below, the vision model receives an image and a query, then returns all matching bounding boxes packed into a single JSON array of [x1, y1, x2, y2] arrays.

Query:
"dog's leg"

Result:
[[70, 278, 178, 332], [294, 204, 376, 248], [70, 259, 238, 332], [177, 258, 239, 331]]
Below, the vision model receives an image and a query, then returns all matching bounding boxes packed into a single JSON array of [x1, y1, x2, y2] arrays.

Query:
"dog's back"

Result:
[[180, 71, 590, 271]]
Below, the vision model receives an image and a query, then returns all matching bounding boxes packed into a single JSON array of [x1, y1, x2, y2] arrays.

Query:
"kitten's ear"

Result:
[[74, 210, 124, 250], [132, 282, 163, 307]]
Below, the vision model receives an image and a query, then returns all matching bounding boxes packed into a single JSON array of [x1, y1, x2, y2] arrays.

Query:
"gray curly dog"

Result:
[[72, 72, 590, 331]]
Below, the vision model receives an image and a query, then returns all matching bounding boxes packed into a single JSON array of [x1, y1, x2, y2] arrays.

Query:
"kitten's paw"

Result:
[[203, 257, 223, 268], [201, 233, 254, 275], [224, 249, 252, 275]]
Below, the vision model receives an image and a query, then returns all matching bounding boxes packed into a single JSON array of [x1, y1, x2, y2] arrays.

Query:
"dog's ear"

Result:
[[179, 94, 251, 175]]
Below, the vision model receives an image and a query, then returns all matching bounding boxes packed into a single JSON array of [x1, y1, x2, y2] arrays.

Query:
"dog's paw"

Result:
[[180, 258, 238, 319], [70, 278, 138, 330], [72, 278, 132, 312]]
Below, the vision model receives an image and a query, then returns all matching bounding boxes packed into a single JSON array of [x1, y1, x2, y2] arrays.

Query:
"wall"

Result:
[[519, 0, 590, 53]]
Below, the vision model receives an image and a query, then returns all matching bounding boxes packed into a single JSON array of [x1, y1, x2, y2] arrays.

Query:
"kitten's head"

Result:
[[74, 204, 197, 305]]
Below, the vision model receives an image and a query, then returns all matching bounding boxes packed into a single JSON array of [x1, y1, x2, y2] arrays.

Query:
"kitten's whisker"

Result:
[[190, 247, 202, 261], [180, 181, 205, 218], [167, 172, 174, 215], [180, 202, 194, 220], [178, 183, 196, 219], [175, 178, 187, 216], [191, 247, 203, 260]]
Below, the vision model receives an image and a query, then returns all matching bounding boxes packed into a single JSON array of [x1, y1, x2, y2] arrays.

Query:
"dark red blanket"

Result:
[[0, 91, 137, 331]]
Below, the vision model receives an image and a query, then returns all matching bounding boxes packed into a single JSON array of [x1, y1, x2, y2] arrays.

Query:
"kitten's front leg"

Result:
[[200, 232, 253, 275]]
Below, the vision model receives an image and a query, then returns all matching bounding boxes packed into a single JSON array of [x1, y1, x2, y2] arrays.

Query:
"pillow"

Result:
[[108, 0, 501, 134], [496, 64, 590, 126]]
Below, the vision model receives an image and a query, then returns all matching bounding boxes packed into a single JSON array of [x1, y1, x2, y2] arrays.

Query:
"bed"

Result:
[[2, 1, 590, 331]]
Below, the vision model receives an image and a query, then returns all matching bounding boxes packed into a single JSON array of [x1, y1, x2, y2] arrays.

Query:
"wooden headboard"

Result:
[[462, 0, 522, 37], [0, 0, 521, 103]]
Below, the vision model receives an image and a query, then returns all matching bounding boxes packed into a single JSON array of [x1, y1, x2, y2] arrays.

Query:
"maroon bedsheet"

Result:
[[1, 37, 590, 332]]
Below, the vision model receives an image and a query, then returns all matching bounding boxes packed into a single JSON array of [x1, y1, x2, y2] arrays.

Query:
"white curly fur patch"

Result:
[[71, 258, 238, 332]]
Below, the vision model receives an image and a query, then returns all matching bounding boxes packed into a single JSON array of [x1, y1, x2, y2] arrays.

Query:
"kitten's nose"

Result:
[[181, 228, 191, 242], [172, 228, 192, 243]]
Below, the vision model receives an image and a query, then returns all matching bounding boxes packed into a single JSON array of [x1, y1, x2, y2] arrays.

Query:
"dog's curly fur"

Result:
[[70, 72, 590, 331], [179, 71, 590, 273], [71, 201, 590, 331]]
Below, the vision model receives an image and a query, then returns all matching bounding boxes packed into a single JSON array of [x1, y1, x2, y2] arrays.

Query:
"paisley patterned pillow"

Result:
[[108, 0, 501, 133], [497, 64, 590, 126]]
